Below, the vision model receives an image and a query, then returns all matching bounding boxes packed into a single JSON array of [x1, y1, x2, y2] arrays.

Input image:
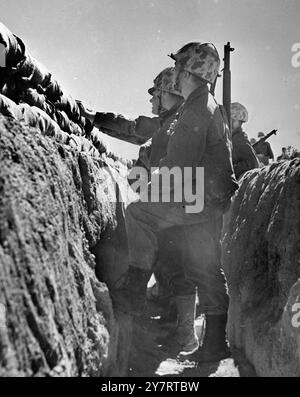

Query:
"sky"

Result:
[[1, 0, 300, 159]]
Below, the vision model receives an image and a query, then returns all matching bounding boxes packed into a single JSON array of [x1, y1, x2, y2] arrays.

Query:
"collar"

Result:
[[159, 99, 184, 124], [184, 84, 209, 107], [232, 126, 243, 137]]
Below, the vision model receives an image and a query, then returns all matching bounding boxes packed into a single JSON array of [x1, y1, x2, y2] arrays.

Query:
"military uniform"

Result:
[[93, 111, 160, 145], [125, 84, 238, 314], [232, 127, 259, 179], [92, 68, 186, 305], [132, 100, 184, 299], [93, 67, 183, 148], [137, 101, 183, 168], [113, 42, 237, 359], [254, 140, 274, 165]]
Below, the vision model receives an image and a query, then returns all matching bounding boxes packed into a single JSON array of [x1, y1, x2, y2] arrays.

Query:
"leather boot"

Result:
[[158, 294, 199, 357], [193, 314, 231, 363]]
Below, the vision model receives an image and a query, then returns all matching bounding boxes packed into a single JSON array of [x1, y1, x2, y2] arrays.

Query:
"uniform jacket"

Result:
[[138, 101, 184, 169], [94, 111, 160, 145], [158, 85, 239, 208], [232, 127, 259, 179], [254, 141, 274, 164]]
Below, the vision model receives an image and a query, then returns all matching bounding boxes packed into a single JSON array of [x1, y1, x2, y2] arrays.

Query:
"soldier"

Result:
[[135, 67, 184, 171], [78, 91, 159, 147], [78, 68, 183, 167], [230, 102, 259, 179], [79, 68, 184, 301], [133, 68, 184, 303], [113, 42, 238, 360], [277, 147, 289, 161], [254, 131, 274, 165]]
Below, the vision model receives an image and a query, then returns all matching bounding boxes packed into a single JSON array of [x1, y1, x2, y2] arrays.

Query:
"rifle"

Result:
[[252, 129, 277, 149], [223, 42, 234, 132]]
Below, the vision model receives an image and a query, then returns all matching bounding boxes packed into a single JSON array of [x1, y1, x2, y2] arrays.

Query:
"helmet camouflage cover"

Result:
[[148, 67, 182, 97], [170, 42, 220, 84], [231, 102, 249, 123]]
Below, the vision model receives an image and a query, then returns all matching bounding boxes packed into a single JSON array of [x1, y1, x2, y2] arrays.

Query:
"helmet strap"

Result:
[[158, 89, 163, 114], [174, 67, 184, 92]]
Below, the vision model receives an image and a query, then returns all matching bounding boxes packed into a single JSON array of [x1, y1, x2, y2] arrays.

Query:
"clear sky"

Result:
[[1, 0, 300, 159]]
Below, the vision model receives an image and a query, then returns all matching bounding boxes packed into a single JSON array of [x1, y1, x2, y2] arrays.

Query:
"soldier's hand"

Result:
[[76, 100, 96, 124]]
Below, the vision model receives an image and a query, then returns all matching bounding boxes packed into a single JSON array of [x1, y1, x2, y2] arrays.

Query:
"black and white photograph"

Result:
[[0, 0, 299, 381]]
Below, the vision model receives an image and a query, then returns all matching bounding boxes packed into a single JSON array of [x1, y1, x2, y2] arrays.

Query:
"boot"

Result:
[[192, 314, 231, 363], [155, 299, 178, 345], [159, 294, 199, 357], [111, 266, 151, 316]]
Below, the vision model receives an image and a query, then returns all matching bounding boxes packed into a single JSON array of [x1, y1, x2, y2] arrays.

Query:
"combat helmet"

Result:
[[169, 42, 220, 84], [148, 67, 182, 97], [231, 102, 249, 123]]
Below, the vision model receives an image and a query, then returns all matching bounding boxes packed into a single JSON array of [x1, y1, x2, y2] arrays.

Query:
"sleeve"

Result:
[[135, 138, 152, 169], [159, 109, 210, 169], [267, 142, 274, 159], [94, 112, 159, 145], [234, 137, 260, 179]]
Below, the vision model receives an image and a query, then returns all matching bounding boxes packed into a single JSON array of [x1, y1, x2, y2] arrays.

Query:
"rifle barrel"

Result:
[[252, 129, 277, 148], [223, 42, 234, 131]]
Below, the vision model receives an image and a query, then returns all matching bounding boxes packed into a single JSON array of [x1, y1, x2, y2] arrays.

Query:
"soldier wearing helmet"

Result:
[[138, 67, 184, 170], [277, 147, 289, 161], [79, 67, 185, 314], [135, 68, 185, 308], [77, 68, 170, 147], [254, 131, 274, 165], [230, 102, 259, 179], [78, 68, 183, 169], [113, 42, 238, 362], [170, 42, 221, 93]]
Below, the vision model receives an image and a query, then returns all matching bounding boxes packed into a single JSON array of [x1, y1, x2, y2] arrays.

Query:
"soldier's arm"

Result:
[[135, 138, 152, 169], [94, 112, 160, 145], [234, 137, 260, 179]]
